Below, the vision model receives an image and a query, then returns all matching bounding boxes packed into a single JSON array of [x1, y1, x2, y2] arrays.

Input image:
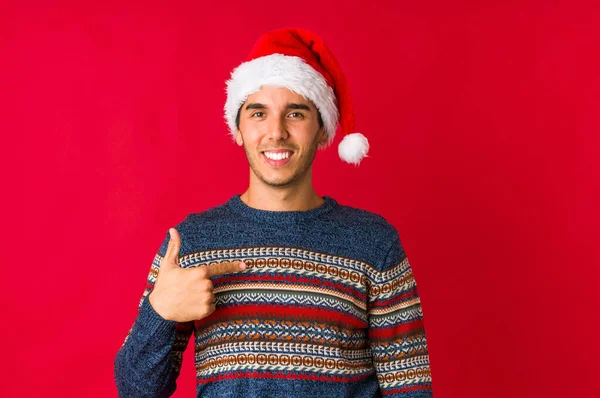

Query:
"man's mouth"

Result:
[[262, 150, 294, 166]]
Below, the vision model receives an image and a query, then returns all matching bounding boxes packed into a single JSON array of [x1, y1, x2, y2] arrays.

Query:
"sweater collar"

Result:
[[227, 194, 337, 223]]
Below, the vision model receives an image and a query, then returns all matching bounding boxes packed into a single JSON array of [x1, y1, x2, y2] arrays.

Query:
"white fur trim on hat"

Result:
[[224, 53, 339, 148], [338, 132, 369, 165]]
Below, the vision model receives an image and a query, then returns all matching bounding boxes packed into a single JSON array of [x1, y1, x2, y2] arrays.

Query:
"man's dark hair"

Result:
[[235, 104, 324, 131]]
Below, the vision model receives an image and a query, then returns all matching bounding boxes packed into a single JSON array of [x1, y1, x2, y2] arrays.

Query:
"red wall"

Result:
[[2, 1, 598, 397]]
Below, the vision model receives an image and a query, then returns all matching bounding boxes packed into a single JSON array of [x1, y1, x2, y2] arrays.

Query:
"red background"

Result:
[[1, 1, 598, 397]]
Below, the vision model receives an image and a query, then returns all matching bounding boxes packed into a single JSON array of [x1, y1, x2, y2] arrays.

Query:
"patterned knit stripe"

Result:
[[370, 286, 418, 310], [373, 355, 431, 377], [194, 324, 368, 350], [209, 256, 368, 293], [213, 291, 367, 321], [373, 354, 430, 372], [169, 246, 387, 285], [367, 257, 415, 302], [194, 319, 369, 350], [369, 334, 429, 361], [369, 316, 426, 341], [195, 304, 367, 330], [370, 295, 422, 316], [217, 272, 366, 301], [213, 282, 366, 311], [196, 369, 376, 385], [194, 341, 373, 362], [375, 364, 432, 392], [369, 305, 425, 329], [195, 352, 374, 377]]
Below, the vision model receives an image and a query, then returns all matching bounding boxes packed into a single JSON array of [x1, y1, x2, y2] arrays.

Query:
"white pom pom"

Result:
[[338, 132, 369, 165]]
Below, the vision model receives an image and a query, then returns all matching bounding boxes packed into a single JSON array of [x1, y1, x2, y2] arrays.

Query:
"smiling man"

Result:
[[114, 28, 433, 397]]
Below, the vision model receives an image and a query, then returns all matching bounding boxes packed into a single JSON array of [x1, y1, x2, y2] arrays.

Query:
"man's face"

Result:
[[235, 86, 328, 188]]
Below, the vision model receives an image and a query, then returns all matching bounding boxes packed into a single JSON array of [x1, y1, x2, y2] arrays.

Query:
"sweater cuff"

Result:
[[136, 294, 178, 341]]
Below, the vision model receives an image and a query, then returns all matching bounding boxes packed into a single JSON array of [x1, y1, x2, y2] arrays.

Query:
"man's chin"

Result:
[[249, 167, 291, 186], [262, 177, 296, 187]]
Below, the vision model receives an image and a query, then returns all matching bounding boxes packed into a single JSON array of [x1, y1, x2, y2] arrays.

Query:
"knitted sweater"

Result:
[[114, 194, 433, 397]]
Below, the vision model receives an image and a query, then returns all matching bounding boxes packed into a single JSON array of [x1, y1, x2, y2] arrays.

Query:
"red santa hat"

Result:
[[224, 27, 369, 166]]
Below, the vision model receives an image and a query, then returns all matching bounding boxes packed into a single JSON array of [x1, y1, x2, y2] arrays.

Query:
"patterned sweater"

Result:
[[114, 194, 433, 397]]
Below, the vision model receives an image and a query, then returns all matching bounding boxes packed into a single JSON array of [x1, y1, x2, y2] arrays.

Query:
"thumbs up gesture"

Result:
[[148, 228, 247, 322]]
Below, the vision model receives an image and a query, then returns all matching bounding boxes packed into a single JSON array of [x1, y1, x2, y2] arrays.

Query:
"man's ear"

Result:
[[317, 127, 328, 147], [235, 129, 244, 146]]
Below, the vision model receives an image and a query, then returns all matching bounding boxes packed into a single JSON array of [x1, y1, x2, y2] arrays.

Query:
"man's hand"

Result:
[[148, 227, 246, 322]]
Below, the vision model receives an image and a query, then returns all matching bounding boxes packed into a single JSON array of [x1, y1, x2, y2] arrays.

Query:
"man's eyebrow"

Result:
[[244, 103, 312, 112], [244, 103, 266, 111], [286, 103, 311, 111]]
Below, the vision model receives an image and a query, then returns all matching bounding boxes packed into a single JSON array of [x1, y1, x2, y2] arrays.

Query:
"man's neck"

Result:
[[240, 185, 324, 212]]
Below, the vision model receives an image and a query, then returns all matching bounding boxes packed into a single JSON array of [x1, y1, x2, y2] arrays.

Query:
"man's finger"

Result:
[[205, 261, 247, 278], [163, 228, 181, 267]]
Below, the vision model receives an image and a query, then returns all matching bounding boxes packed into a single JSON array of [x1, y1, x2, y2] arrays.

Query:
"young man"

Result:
[[114, 28, 433, 397]]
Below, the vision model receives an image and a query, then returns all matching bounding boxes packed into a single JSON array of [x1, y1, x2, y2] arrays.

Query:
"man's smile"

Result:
[[262, 150, 294, 167]]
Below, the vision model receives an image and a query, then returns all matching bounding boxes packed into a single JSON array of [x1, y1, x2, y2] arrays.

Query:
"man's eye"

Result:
[[288, 112, 303, 118], [251, 112, 265, 118]]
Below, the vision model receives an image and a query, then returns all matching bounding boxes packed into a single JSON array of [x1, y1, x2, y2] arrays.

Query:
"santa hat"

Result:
[[224, 28, 369, 166]]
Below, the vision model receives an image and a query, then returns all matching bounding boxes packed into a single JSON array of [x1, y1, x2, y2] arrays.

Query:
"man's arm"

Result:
[[367, 230, 433, 397], [114, 237, 194, 398]]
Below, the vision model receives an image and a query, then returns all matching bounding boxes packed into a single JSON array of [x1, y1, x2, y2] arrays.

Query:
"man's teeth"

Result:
[[264, 151, 291, 160]]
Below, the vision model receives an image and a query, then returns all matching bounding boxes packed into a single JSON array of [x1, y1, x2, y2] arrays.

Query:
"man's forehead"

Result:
[[244, 86, 315, 108]]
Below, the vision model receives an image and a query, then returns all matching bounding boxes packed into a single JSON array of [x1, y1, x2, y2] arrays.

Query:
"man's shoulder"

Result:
[[172, 198, 234, 236], [158, 198, 236, 257], [318, 198, 402, 268], [329, 199, 398, 239], [183, 199, 232, 224]]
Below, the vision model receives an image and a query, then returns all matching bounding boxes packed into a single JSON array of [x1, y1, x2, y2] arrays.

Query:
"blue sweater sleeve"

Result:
[[114, 233, 194, 397], [367, 229, 433, 397]]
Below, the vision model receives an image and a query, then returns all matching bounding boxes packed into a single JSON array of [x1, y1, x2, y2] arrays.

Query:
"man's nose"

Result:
[[268, 115, 289, 140]]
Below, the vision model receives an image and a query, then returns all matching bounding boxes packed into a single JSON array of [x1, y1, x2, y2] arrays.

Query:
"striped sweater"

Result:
[[114, 194, 433, 397]]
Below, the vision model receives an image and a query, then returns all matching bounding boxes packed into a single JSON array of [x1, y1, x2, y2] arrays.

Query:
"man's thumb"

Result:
[[161, 227, 181, 269]]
